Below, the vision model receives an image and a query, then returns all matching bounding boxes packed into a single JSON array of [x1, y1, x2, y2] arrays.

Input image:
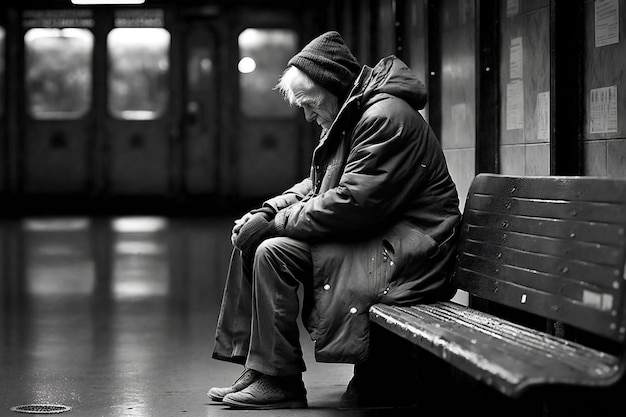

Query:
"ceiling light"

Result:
[[71, 0, 146, 5]]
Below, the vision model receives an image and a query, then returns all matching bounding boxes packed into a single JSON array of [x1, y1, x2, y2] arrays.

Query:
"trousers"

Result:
[[212, 237, 314, 376]]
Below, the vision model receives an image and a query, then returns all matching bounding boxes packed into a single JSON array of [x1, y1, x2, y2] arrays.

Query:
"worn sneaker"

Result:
[[222, 374, 308, 409], [207, 368, 262, 402]]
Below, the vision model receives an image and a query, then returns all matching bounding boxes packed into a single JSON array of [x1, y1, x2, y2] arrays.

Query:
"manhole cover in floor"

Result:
[[10, 404, 72, 414]]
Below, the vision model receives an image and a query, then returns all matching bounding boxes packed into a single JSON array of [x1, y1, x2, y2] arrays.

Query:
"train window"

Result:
[[238, 28, 298, 118], [24, 28, 93, 120], [107, 28, 170, 120]]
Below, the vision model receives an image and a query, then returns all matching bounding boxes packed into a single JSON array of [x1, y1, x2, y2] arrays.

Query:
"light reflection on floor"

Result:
[[0, 216, 421, 417]]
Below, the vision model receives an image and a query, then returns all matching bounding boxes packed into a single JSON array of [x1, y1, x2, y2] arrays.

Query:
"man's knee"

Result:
[[254, 237, 291, 262], [255, 236, 286, 257], [253, 237, 310, 274], [252, 237, 311, 281]]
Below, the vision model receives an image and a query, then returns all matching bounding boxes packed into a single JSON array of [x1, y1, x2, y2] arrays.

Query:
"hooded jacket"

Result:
[[262, 55, 461, 363]]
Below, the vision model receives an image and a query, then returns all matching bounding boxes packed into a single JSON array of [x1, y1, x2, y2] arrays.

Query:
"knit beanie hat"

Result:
[[288, 31, 361, 101]]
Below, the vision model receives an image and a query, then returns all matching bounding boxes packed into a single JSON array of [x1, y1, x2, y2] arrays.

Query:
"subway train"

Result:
[[0, 0, 625, 416]]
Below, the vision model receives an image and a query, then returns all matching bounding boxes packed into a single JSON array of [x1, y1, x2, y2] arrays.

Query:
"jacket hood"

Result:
[[359, 55, 427, 111], [319, 56, 427, 148]]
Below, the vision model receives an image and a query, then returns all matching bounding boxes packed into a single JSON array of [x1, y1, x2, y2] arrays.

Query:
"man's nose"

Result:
[[302, 107, 316, 122]]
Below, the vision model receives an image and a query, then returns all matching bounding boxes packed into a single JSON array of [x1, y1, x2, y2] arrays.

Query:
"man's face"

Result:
[[291, 77, 339, 130]]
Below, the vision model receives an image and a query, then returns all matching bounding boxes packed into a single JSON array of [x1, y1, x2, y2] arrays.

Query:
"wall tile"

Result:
[[500, 144, 526, 175], [607, 139, 626, 178], [584, 140, 608, 177], [525, 143, 550, 175]]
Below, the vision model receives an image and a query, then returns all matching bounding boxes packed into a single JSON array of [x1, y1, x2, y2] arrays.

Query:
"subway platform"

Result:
[[0, 216, 421, 417]]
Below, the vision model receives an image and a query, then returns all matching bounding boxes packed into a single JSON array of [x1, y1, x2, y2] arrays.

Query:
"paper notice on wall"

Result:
[[590, 86, 618, 134], [510, 37, 523, 80], [507, 80, 524, 130], [537, 92, 550, 140], [506, 0, 519, 17], [595, 0, 619, 47]]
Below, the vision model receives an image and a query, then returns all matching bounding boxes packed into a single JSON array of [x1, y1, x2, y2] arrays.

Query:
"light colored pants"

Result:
[[212, 237, 313, 376]]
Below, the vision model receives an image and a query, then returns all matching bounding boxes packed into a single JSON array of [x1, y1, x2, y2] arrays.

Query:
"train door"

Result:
[[21, 10, 95, 196], [104, 9, 175, 197]]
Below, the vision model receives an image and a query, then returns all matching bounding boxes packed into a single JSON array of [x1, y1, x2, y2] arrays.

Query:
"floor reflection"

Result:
[[1, 216, 400, 417], [110, 217, 169, 299], [24, 217, 95, 297], [8, 216, 235, 311]]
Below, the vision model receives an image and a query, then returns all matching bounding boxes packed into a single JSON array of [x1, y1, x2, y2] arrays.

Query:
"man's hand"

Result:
[[231, 212, 253, 245], [231, 207, 276, 246], [233, 212, 278, 257]]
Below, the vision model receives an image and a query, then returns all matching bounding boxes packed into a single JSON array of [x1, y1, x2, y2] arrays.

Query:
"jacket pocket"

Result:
[[381, 222, 438, 280]]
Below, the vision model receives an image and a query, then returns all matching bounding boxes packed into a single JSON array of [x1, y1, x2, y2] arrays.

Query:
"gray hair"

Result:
[[275, 66, 325, 108]]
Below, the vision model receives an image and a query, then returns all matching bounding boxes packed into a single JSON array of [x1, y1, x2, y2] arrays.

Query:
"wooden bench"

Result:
[[369, 173, 626, 400]]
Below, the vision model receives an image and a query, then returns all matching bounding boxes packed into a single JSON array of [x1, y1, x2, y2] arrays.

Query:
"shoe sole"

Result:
[[222, 397, 308, 410]]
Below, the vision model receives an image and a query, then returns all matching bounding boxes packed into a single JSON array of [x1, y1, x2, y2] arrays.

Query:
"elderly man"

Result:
[[208, 31, 461, 410]]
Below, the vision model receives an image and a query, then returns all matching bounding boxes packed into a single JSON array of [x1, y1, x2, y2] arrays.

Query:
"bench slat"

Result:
[[471, 194, 626, 223], [457, 269, 620, 339], [464, 224, 623, 266], [470, 174, 626, 204], [469, 210, 625, 246], [369, 302, 623, 397], [462, 239, 619, 288]]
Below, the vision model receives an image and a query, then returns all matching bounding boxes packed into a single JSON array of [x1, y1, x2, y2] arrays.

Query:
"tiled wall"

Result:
[[497, 0, 625, 178], [499, 0, 551, 176], [409, 0, 625, 209]]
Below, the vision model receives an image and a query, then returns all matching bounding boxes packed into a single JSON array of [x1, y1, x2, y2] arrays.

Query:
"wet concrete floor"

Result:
[[0, 216, 420, 417]]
